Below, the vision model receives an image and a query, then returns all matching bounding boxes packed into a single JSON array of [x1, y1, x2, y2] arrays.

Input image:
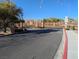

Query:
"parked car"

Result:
[[15, 27, 27, 33]]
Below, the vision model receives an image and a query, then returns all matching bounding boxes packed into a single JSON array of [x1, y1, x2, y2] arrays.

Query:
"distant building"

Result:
[[15, 18, 78, 29], [24, 20, 65, 28]]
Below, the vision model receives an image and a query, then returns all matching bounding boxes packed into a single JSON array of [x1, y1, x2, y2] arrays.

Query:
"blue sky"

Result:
[[13, 0, 78, 19]]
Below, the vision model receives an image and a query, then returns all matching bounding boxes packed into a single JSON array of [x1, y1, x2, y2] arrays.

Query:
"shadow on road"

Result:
[[0, 28, 62, 48], [15, 28, 62, 34]]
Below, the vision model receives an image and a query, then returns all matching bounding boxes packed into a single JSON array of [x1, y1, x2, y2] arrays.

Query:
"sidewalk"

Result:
[[54, 29, 78, 59], [0, 31, 12, 36], [67, 30, 78, 59]]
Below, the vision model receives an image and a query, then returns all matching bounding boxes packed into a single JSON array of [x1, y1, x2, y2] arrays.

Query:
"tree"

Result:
[[20, 20, 25, 28], [42, 18, 64, 27], [0, 2, 23, 33]]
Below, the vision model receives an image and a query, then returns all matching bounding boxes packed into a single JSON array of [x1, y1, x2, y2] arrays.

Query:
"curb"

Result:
[[54, 28, 68, 59], [62, 28, 68, 59], [0, 34, 14, 37]]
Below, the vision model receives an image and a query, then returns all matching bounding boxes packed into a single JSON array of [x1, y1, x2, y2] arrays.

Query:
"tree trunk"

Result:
[[10, 23, 15, 34], [43, 22, 44, 28], [4, 27, 7, 33], [3, 20, 7, 33], [22, 22, 23, 28], [3, 23, 7, 33]]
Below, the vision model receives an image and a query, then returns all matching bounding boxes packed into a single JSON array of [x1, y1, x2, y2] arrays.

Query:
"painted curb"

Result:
[[62, 28, 68, 59], [54, 28, 68, 59], [54, 29, 66, 59]]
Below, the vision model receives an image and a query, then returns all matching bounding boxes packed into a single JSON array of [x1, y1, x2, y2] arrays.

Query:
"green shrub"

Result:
[[66, 26, 70, 30], [66, 28, 69, 30], [72, 26, 75, 30]]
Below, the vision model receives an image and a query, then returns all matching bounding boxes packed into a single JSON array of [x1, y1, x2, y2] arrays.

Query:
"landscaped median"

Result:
[[54, 28, 68, 59]]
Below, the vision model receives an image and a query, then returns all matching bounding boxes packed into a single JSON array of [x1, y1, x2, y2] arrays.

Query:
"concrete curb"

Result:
[[54, 28, 68, 59], [0, 34, 14, 37], [62, 28, 68, 59]]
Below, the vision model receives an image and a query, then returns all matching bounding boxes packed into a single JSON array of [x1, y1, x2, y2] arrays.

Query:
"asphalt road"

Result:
[[0, 29, 63, 59]]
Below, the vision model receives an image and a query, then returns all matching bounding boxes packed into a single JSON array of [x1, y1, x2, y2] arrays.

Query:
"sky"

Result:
[[12, 0, 78, 20]]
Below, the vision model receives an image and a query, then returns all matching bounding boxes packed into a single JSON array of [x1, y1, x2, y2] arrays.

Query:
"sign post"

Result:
[[65, 16, 69, 28]]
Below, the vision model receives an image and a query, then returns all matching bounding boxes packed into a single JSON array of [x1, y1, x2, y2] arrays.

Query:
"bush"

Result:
[[66, 26, 70, 30], [66, 28, 70, 30], [72, 26, 75, 30], [15, 28, 23, 32]]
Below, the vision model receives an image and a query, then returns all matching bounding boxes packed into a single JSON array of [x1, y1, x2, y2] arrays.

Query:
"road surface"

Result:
[[0, 29, 63, 59]]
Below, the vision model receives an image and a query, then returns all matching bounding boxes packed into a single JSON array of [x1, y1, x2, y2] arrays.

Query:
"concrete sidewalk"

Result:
[[54, 29, 78, 59], [67, 30, 78, 59]]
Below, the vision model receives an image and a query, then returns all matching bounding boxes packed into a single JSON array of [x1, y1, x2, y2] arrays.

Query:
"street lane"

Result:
[[0, 29, 63, 59]]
